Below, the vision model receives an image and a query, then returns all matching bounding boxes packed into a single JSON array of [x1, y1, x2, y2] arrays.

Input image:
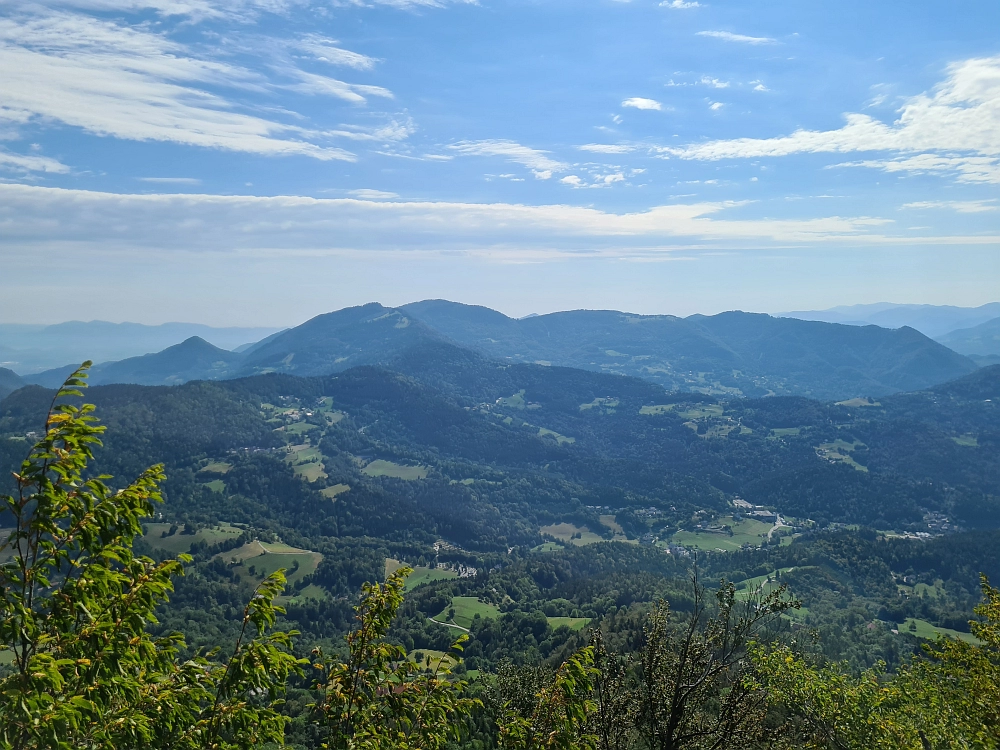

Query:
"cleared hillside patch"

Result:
[[363, 460, 427, 480]]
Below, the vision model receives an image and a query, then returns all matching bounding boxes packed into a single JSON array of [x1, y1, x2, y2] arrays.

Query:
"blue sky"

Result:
[[0, 0, 998, 325]]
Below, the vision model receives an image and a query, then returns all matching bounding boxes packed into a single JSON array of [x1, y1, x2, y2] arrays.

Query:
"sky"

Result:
[[0, 0, 998, 325]]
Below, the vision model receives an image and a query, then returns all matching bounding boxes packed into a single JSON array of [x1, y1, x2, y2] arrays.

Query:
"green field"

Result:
[[221, 540, 323, 590], [531, 541, 565, 552], [498, 389, 527, 409], [321, 483, 350, 499], [547, 617, 591, 631], [541, 522, 605, 546], [537, 427, 575, 445], [286, 444, 326, 481], [284, 421, 321, 436], [899, 618, 979, 644], [409, 649, 458, 671], [639, 404, 675, 415], [199, 461, 232, 475], [769, 427, 801, 437], [203, 479, 226, 492], [671, 517, 773, 552], [363, 460, 428, 480], [836, 398, 882, 408], [385, 558, 460, 590], [677, 404, 725, 420], [816, 439, 868, 472], [142, 522, 243, 555], [434, 596, 500, 629], [580, 397, 619, 411], [952, 434, 979, 447]]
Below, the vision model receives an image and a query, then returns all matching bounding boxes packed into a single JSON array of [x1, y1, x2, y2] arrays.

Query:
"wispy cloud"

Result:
[[660, 0, 700, 8], [5, 184, 978, 262], [293, 34, 379, 71], [449, 139, 567, 179], [0, 11, 361, 161], [902, 199, 997, 213], [0, 148, 70, 174], [138, 176, 202, 183], [660, 56, 1000, 183], [699, 76, 729, 88], [696, 30, 777, 45], [578, 144, 634, 154], [622, 97, 662, 111], [349, 188, 399, 199]]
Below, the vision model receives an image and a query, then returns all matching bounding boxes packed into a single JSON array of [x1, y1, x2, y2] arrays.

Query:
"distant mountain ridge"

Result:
[[779, 302, 1000, 338], [0, 320, 282, 374], [401, 300, 975, 400], [13, 301, 979, 401], [0, 368, 25, 400], [936, 316, 1000, 357]]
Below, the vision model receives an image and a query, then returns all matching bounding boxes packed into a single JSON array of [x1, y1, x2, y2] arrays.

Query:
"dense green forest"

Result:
[[2, 357, 999, 748]]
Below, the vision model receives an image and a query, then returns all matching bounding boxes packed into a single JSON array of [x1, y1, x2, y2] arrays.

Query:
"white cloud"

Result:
[[578, 144, 634, 154], [289, 70, 393, 102], [0, 149, 70, 174], [902, 199, 997, 213], [699, 76, 729, 89], [622, 97, 662, 111], [449, 139, 567, 178], [709, 102, 724, 111], [349, 188, 400, 199], [138, 176, 202, 183], [660, 56, 1000, 183], [696, 30, 777, 45], [660, 0, 700, 7], [560, 175, 584, 186], [3, 184, 969, 261], [750, 80, 769, 92], [0, 9, 404, 161], [293, 34, 378, 71]]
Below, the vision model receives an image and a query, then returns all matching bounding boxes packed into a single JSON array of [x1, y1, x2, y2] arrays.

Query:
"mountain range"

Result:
[[0, 321, 283, 374], [17, 301, 980, 402], [779, 302, 1000, 339]]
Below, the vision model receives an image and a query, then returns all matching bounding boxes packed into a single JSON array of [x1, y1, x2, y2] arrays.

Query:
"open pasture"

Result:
[[142, 522, 243, 555], [671, 516, 773, 552], [385, 558, 459, 590], [434, 596, 500, 629], [321, 483, 350, 499], [639, 404, 675, 415], [537, 427, 575, 445], [541, 522, 605, 546], [199, 461, 232, 475], [816, 439, 868, 472], [547, 617, 590, 632], [221, 540, 322, 589], [899, 618, 979, 644], [363, 460, 427, 480]]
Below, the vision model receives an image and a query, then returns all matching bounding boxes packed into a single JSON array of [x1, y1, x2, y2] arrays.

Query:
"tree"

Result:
[[0, 364, 304, 750], [757, 575, 1000, 749], [311, 565, 479, 749], [586, 575, 797, 750], [490, 649, 598, 750]]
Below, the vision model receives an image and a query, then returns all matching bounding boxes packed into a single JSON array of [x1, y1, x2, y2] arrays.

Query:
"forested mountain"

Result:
[[28, 336, 243, 388], [12, 301, 978, 400], [780, 301, 1000, 338], [2, 356, 999, 749], [0, 320, 281, 373], [402, 300, 975, 399], [0, 368, 25, 400], [937, 315, 1000, 356]]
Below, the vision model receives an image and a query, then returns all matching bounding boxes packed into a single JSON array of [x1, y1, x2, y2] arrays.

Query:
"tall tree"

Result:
[[0, 364, 303, 750]]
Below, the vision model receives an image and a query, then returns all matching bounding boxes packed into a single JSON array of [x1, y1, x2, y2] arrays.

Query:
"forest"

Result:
[[1, 359, 999, 748]]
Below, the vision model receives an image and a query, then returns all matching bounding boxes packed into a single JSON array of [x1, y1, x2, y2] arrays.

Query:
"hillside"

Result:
[[0, 320, 281, 374], [403, 300, 976, 399], [13, 301, 978, 400], [236, 303, 449, 377], [937, 316, 1000, 356], [780, 302, 1000, 338], [0, 367, 25, 400]]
